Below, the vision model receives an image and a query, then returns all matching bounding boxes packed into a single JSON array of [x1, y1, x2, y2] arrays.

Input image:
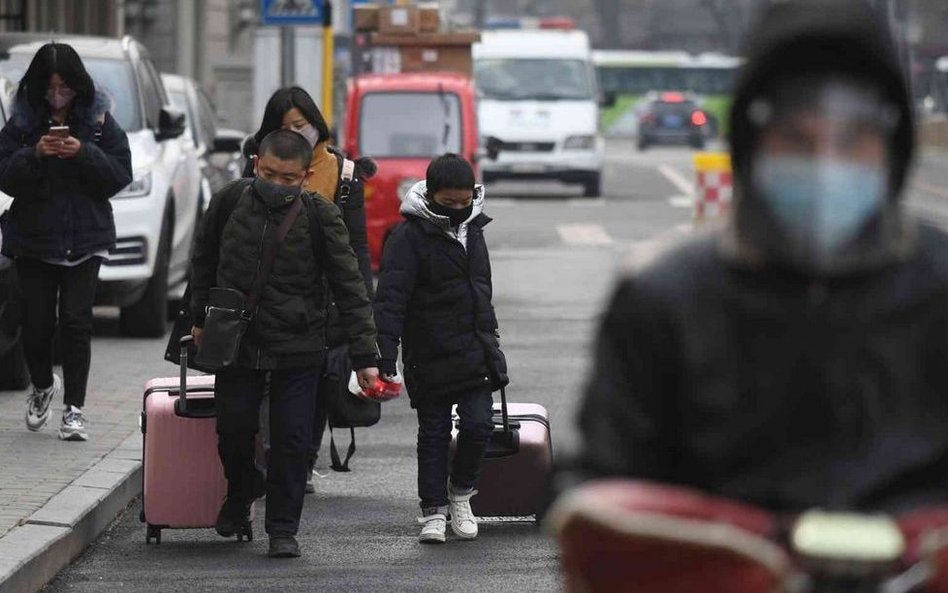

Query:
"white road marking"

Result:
[[668, 195, 694, 209], [557, 224, 615, 246], [658, 164, 695, 197]]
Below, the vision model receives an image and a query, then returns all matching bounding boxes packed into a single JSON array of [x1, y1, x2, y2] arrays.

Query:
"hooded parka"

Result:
[[374, 181, 508, 407], [563, 0, 948, 514]]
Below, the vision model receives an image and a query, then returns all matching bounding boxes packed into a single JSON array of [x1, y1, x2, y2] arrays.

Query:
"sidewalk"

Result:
[[0, 313, 172, 592]]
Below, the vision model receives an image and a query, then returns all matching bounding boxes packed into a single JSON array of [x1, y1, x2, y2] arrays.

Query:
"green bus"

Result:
[[593, 50, 741, 137]]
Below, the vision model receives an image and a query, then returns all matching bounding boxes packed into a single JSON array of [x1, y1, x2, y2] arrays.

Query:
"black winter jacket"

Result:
[[189, 180, 378, 371], [0, 90, 132, 260], [242, 139, 375, 348], [375, 182, 507, 407], [564, 0, 946, 514], [572, 227, 948, 513]]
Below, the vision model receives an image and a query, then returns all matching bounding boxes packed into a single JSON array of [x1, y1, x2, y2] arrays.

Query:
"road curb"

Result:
[[0, 432, 142, 593]]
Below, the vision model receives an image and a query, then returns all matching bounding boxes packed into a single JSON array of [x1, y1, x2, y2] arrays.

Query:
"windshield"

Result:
[[359, 92, 462, 158], [0, 54, 142, 132], [475, 58, 595, 101]]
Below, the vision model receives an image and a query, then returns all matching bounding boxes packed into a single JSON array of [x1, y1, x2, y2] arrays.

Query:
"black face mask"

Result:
[[253, 176, 302, 204], [428, 201, 473, 227]]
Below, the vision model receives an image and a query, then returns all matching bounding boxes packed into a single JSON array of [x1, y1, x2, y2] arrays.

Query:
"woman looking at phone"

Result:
[[0, 42, 132, 442]]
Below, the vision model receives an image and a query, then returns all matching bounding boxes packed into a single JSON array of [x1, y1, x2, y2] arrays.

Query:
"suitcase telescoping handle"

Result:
[[179, 335, 192, 412], [500, 387, 510, 434]]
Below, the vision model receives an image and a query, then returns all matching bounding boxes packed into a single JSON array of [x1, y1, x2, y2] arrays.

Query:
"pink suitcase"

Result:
[[140, 336, 254, 544], [451, 389, 552, 519]]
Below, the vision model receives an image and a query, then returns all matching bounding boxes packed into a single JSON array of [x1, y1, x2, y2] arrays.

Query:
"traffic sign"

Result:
[[260, 0, 324, 26]]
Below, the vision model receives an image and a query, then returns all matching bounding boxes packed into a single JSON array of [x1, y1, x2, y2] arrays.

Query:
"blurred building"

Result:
[[0, 0, 257, 132]]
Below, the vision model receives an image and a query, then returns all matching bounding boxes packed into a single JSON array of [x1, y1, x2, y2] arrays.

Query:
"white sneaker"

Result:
[[26, 374, 61, 432], [448, 489, 479, 540], [58, 405, 88, 442], [417, 513, 447, 544]]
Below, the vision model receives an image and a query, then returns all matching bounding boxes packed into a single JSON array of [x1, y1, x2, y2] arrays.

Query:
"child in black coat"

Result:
[[374, 154, 508, 544]]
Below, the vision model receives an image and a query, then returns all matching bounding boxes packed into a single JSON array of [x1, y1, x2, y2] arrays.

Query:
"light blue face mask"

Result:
[[753, 155, 886, 258]]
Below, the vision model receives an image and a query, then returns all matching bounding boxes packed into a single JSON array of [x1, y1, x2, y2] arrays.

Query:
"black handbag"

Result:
[[324, 345, 380, 472], [193, 196, 303, 371]]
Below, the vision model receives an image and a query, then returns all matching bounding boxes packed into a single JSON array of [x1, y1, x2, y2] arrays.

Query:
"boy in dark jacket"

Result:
[[375, 154, 507, 544], [190, 130, 378, 558]]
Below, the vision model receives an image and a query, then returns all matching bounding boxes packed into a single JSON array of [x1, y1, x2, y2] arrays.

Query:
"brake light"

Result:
[[691, 111, 708, 126], [640, 114, 656, 125], [539, 17, 575, 30], [662, 92, 685, 103]]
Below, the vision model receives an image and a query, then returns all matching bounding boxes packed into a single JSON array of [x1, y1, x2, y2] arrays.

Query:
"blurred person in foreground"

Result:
[[558, 0, 948, 514]]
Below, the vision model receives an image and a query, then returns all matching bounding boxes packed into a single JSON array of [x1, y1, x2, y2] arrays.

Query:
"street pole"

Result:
[[474, 0, 486, 29], [281, 26, 295, 87], [321, 0, 334, 128]]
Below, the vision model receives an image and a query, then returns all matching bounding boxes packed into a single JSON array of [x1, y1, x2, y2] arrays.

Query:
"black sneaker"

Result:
[[215, 498, 251, 538], [268, 535, 301, 558]]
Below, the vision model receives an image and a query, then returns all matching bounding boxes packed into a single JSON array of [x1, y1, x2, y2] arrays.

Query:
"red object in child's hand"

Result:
[[363, 377, 402, 402]]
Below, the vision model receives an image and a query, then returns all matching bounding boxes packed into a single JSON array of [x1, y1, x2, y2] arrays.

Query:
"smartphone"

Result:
[[48, 125, 70, 139]]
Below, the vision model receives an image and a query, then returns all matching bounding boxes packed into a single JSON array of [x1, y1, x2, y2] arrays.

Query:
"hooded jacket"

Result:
[[374, 181, 508, 406], [562, 0, 948, 514], [0, 88, 132, 260]]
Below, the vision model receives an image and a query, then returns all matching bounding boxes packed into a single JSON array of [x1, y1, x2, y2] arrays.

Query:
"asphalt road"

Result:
[[41, 140, 948, 593]]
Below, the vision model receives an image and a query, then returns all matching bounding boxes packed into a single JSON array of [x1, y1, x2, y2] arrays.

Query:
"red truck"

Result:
[[344, 71, 484, 269]]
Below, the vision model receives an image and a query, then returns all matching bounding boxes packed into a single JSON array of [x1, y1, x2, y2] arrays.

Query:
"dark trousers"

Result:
[[416, 388, 494, 512], [16, 257, 101, 408], [216, 365, 320, 537]]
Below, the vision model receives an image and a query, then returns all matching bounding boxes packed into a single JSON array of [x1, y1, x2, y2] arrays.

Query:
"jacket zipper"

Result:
[[459, 230, 492, 386], [253, 216, 271, 369]]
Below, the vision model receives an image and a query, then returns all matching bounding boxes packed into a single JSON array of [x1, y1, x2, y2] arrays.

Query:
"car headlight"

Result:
[[115, 172, 153, 199], [563, 135, 598, 150], [398, 177, 423, 201]]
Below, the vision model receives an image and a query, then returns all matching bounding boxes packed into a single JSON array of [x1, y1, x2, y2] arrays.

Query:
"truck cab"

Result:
[[345, 72, 480, 269], [474, 29, 605, 197]]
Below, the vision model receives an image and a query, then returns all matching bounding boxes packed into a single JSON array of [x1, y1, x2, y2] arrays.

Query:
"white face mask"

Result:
[[46, 88, 75, 110], [754, 155, 887, 259], [294, 124, 320, 149]]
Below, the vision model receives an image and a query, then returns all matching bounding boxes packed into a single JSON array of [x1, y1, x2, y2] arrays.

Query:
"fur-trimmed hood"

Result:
[[10, 85, 113, 132]]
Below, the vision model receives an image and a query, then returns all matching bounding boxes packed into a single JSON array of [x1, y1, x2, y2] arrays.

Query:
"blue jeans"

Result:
[[416, 388, 494, 512]]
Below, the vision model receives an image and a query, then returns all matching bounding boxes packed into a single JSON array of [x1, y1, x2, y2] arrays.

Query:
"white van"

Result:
[[474, 29, 605, 197]]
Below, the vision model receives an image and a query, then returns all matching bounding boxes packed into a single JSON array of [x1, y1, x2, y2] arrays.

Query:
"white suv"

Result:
[[0, 34, 202, 337]]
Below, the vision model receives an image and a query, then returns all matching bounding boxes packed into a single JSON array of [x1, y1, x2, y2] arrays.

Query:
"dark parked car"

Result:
[[637, 92, 709, 151]]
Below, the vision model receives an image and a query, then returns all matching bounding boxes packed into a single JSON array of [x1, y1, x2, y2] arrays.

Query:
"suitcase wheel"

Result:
[[146, 524, 162, 545], [237, 524, 253, 543]]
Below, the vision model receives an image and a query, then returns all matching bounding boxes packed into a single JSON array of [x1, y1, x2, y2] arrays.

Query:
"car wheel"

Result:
[[120, 205, 172, 338], [582, 173, 602, 198], [0, 337, 30, 391], [637, 138, 649, 151]]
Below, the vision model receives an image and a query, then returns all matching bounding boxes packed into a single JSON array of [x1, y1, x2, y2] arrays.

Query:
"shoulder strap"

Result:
[[328, 426, 357, 472], [215, 181, 253, 237], [244, 196, 303, 318], [336, 158, 355, 206]]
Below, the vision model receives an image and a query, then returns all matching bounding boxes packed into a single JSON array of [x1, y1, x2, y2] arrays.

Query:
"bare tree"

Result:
[[595, 0, 622, 47]]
